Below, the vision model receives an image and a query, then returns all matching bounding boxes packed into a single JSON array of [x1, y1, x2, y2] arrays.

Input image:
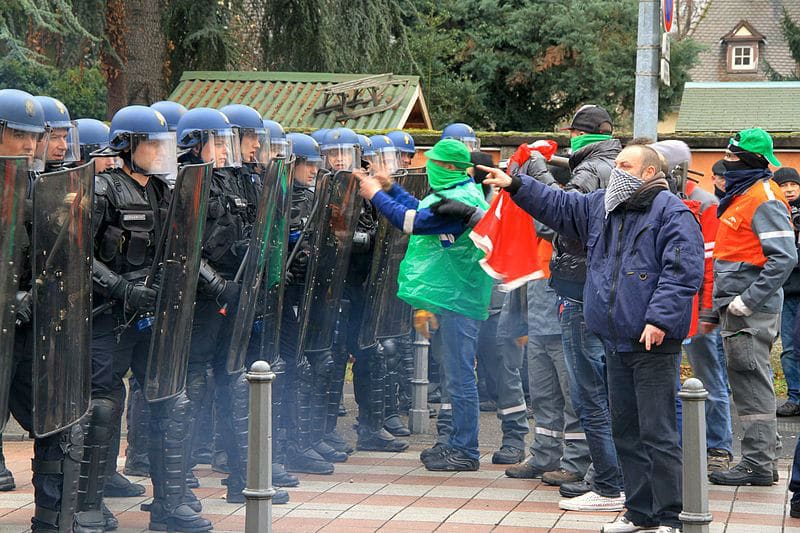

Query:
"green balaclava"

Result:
[[570, 133, 613, 153], [424, 138, 473, 190]]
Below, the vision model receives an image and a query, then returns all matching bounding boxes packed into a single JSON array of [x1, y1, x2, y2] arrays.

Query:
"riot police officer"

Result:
[[84, 105, 212, 532], [75, 119, 118, 173], [441, 122, 481, 151], [387, 130, 416, 169], [34, 95, 80, 172]]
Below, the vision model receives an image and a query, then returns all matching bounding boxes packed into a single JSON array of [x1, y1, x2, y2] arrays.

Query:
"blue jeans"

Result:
[[608, 350, 682, 529], [782, 296, 800, 404], [439, 310, 481, 460], [559, 299, 623, 497], [682, 331, 733, 453]]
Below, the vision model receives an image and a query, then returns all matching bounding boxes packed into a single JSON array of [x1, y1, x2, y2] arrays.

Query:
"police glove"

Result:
[[430, 198, 484, 228], [413, 310, 439, 339], [125, 283, 158, 314], [728, 295, 753, 317], [215, 280, 241, 308], [15, 291, 32, 325]]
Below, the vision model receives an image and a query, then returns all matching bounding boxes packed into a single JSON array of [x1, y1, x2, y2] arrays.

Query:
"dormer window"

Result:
[[722, 20, 764, 74]]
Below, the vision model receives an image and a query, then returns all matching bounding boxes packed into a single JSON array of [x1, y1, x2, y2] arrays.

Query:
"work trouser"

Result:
[[720, 308, 779, 474], [493, 289, 529, 451]]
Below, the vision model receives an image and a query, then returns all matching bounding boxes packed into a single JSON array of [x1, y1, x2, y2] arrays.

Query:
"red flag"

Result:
[[470, 190, 544, 291]]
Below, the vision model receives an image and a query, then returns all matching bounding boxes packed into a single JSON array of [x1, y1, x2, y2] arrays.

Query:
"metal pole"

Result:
[[408, 330, 431, 434], [243, 360, 276, 533], [678, 377, 712, 533], [633, 0, 661, 140]]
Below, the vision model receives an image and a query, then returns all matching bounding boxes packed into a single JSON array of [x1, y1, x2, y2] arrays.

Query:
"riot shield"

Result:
[[31, 161, 94, 437], [0, 157, 31, 434], [144, 162, 213, 402], [296, 170, 361, 355], [225, 157, 293, 373], [358, 169, 429, 349]]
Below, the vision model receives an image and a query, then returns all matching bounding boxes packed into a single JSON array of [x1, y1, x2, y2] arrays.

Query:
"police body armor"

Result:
[[226, 157, 293, 373], [0, 157, 30, 434], [144, 162, 213, 402], [31, 161, 94, 437]]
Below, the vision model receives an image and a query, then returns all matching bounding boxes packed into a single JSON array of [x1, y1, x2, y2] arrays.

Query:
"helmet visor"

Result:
[[51, 123, 80, 163], [130, 131, 178, 177], [266, 138, 290, 160], [461, 137, 480, 151], [240, 128, 269, 164], [293, 159, 323, 188], [202, 129, 242, 168], [0, 124, 46, 164], [322, 145, 358, 172], [370, 147, 399, 175]]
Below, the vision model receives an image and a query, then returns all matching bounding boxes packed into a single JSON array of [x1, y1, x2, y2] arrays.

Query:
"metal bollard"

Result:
[[243, 360, 276, 533], [408, 330, 431, 434], [679, 377, 712, 533]]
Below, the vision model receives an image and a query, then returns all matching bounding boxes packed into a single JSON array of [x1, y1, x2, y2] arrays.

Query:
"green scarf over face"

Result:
[[426, 160, 470, 191], [570, 133, 613, 153]]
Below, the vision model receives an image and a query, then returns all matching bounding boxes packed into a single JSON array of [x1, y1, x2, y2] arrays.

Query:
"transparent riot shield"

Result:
[[358, 169, 429, 349], [296, 170, 361, 355], [0, 157, 31, 434], [225, 157, 293, 373], [31, 161, 94, 437], [144, 162, 213, 402]]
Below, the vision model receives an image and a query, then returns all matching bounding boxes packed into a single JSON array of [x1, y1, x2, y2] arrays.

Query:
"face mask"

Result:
[[570, 133, 613, 153], [426, 160, 468, 190], [714, 186, 725, 199], [721, 159, 751, 172], [604, 168, 644, 214]]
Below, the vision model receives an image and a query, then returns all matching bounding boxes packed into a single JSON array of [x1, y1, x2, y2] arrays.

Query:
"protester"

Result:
[[479, 142, 704, 533]]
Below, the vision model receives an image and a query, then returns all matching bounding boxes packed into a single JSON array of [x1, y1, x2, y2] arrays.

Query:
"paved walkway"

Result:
[[0, 439, 799, 533]]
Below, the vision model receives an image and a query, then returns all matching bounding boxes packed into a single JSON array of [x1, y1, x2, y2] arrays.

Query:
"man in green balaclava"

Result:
[[357, 138, 493, 471]]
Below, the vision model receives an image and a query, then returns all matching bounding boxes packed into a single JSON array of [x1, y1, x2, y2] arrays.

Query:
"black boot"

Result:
[[75, 397, 117, 533], [382, 340, 411, 437], [123, 380, 150, 477], [146, 394, 212, 533], [269, 356, 300, 488], [0, 434, 15, 491], [356, 343, 408, 453], [311, 350, 347, 462], [285, 356, 334, 474], [190, 368, 215, 466], [31, 425, 83, 532]]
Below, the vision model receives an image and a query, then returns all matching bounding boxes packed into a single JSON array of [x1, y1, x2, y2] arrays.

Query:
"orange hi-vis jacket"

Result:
[[684, 182, 720, 336], [713, 178, 797, 313]]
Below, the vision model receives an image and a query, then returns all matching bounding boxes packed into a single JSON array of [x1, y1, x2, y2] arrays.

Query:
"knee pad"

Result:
[[185, 370, 208, 405], [85, 397, 116, 445]]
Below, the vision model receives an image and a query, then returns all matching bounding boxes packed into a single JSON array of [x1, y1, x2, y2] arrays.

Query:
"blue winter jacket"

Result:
[[509, 174, 704, 353]]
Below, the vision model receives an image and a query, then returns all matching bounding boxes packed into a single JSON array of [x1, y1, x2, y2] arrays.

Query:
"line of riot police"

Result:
[[0, 87, 424, 532]]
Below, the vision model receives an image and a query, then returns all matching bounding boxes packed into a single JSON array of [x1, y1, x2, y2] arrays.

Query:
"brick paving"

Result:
[[1, 440, 799, 533]]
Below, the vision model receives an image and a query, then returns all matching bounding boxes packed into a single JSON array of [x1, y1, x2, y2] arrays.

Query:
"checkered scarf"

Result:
[[604, 168, 644, 216]]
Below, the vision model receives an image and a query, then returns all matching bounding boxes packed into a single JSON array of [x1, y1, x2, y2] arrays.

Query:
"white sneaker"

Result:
[[600, 517, 659, 533], [656, 528, 681, 533], [560, 490, 625, 512]]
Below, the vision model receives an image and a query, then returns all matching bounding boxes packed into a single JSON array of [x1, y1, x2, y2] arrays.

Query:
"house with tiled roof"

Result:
[[689, 0, 799, 82]]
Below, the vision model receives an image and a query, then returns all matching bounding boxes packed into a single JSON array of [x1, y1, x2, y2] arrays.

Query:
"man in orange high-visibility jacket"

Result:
[[710, 128, 798, 487]]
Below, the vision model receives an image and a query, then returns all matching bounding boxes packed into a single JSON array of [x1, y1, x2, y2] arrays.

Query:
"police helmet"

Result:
[[310, 128, 329, 144], [287, 133, 322, 162], [108, 105, 177, 176], [0, 89, 47, 135], [150, 101, 187, 131], [263, 119, 290, 159], [75, 118, 110, 161], [441, 122, 480, 151], [36, 95, 80, 163], [176, 107, 242, 168], [386, 130, 415, 154]]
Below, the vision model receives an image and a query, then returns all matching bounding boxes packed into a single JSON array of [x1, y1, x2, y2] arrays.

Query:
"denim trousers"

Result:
[[608, 350, 682, 529], [439, 310, 481, 460], [559, 299, 623, 496], [782, 296, 800, 404]]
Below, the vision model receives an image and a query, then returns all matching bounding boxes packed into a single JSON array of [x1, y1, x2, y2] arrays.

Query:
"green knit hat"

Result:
[[424, 139, 473, 170]]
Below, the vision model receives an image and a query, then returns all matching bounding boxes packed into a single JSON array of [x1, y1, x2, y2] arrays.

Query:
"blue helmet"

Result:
[[441, 122, 480, 151], [75, 118, 110, 160], [310, 128, 329, 143], [369, 134, 399, 174], [0, 88, 46, 135], [108, 105, 177, 176], [357, 134, 375, 157], [263, 119, 289, 159], [176, 107, 242, 168], [386, 130, 415, 154], [150, 101, 187, 131], [287, 133, 322, 163], [320, 127, 360, 171], [36, 95, 80, 163], [219, 104, 264, 134]]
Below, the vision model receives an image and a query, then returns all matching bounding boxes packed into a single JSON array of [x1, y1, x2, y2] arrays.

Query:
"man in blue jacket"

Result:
[[480, 143, 704, 533]]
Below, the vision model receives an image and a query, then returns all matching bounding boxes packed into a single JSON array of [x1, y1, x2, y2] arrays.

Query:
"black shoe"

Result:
[[423, 446, 479, 472], [384, 414, 411, 437], [357, 428, 410, 452], [186, 470, 200, 489], [147, 501, 213, 532], [419, 443, 447, 462], [791, 499, 800, 518], [273, 463, 300, 488], [103, 503, 118, 531], [491, 445, 524, 465], [142, 491, 202, 514], [560, 479, 592, 498], [73, 509, 106, 533], [314, 440, 348, 463], [323, 431, 354, 455], [505, 457, 547, 479], [777, 401, 800, 417], [709, 462, 773, 486], [103, 471, 146, 497], [0, 465, 15, 491], [285, 446, 335, 475], [479, 400, 497, 412]]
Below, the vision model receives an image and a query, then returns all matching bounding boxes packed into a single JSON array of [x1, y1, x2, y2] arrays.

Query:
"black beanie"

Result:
[[775, 167, 800, 186]]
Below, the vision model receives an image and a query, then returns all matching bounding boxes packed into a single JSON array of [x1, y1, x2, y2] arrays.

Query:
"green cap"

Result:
[[424, 139, 473, 169], [729, 128, 781, 167]]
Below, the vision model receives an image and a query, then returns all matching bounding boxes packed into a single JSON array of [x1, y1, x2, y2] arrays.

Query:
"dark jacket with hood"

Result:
[[550, 138, 622, 301]]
